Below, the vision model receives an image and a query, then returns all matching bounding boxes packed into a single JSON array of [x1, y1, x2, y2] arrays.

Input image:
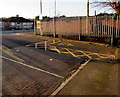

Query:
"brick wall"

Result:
[[37, 16, 120, 38]]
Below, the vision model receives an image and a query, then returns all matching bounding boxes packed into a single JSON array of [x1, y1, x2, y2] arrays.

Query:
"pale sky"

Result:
[[0, 0, 114, 19]]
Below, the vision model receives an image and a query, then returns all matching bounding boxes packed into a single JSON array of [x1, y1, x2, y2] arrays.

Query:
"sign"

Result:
[[36, 21, 41, 28]]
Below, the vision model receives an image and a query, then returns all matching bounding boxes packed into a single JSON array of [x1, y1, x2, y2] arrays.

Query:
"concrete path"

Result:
[[57, 60, 118, 95]]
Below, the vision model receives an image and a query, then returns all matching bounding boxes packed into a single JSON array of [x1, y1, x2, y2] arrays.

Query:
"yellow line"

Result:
[[48, 41, 61, 45], [54, 47, 61, 54], [32, 40, 115, 60], [80, 51, 92, 59], [92, 53, 114, 59], [90, 52, 115, 59], [76, 53, 94, 57], [50, 47, 114, 59], [65, 48, 77, 57], [49, 46, 61, 54], [76, 50, 115, 59], [61, 52, 70, 54], [76, 50, 115, 58], [57, 42, 74, 46]]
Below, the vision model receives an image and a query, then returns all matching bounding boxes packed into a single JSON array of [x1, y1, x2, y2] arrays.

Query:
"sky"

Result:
[[0, 0, 115, 19]]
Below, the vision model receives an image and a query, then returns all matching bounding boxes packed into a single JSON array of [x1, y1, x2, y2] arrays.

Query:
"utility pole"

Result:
[[40, 0, 42, 19], [40, 0, 43, 35], [34, 18, 36, 35], [53, 0, 56, 37], [86, 0, 89, 34], [87, 0, 89, 17], [55, 0, 56, 18]]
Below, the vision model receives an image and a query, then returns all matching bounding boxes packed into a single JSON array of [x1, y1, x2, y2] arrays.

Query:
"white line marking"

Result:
[[1, 56, 64, 79], [49, 59, 91, 96]]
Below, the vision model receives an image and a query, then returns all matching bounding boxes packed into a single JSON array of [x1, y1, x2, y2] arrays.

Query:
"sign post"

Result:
[[36, 20, 43, 35]]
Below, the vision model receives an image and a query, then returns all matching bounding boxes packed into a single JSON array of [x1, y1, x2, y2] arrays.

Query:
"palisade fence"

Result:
[[35, 16, 120, 44]]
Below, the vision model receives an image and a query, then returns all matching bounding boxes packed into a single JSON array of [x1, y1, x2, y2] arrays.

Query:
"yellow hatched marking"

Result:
[[54, 47, 61, 54], [32, 40, 116, 60], [92, 53, 115, 59], [48, 41, 61, 45], [58, 42, 74, 46], [49, 47, 115, 60], [76, 53, 95, 57], [76, 50, 115, 59], [49, 46, 61, 54], [79, 51, 92, 59], [83, 50, 115, 58], [65, 48, 77, 57], [61, 52, 70, 54]]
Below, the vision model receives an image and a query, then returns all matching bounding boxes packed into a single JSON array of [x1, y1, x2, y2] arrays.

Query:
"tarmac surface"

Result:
[[1, 33, 84, 95], [1, 32, 119, 96]]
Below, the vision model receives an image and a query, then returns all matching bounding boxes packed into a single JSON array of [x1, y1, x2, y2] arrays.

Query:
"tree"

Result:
[[60, 15, 66, 18], [97, 12, 114, 16], [35, 16, 39, 20], [92, 0, 120, 15]]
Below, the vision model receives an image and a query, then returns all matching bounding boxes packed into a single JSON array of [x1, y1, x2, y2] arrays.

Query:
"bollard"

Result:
[[45, 41, 47, 50], [53, 40, 55, 43], [35, 43, 37, 48]]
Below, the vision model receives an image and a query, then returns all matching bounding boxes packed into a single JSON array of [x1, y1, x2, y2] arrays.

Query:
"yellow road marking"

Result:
[[79, 51, 92, 59], [49, 46, 61, 54], [26, 40, 116, 60], [61, 52, 70, 54], [65, 48, 77, 57]]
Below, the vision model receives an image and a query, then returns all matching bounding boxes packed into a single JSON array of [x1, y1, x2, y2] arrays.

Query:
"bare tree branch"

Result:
[[91, 0, 120, 15]]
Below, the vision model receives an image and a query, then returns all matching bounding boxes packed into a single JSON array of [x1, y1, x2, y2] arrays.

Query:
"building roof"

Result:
[[4, 16, 33, 23]]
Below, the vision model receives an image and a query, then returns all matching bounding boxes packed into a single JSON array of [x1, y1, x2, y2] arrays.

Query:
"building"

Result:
[[0, 18, 5, 30], [4, 15, 34, 30], [0, 18, 2, 30]]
